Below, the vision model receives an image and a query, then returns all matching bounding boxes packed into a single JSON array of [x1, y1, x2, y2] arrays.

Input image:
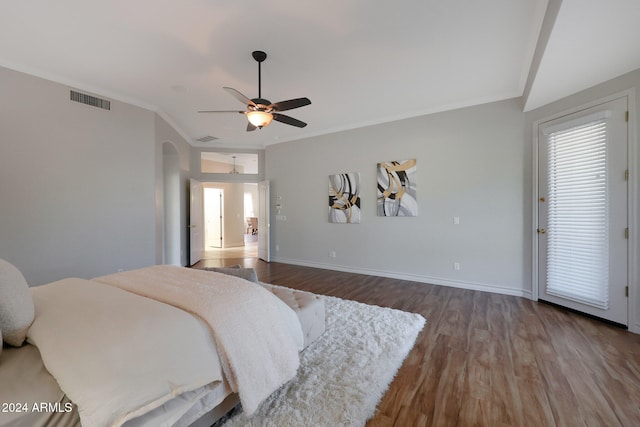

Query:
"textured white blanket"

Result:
[[28, 278, 222, 427], [94, 265, 303, 415]]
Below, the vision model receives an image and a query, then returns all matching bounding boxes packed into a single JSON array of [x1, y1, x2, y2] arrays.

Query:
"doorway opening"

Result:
[[196, 182, 260, 268]]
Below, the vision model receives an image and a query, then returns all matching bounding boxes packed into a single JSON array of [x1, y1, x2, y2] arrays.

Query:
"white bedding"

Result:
[[94, 266, 303, 415], [27, 278, 223, 427]]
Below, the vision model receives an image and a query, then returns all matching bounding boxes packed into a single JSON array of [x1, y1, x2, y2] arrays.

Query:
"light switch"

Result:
[[453, 216, 460, 225]]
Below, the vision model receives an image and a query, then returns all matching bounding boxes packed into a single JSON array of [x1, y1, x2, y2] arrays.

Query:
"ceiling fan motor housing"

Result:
[[250, 98, 272, 111]]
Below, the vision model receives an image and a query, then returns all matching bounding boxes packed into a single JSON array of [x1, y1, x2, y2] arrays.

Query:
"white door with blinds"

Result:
[[537, 97, 628, 326]]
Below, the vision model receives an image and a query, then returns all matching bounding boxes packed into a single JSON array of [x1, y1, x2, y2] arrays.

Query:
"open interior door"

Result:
[[258, 180, 270, 262], [189, 179, 203, 266], [204, 187, 223, 249]]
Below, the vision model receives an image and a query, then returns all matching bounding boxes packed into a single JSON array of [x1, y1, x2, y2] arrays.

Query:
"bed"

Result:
[[0, 260, 325, 427]]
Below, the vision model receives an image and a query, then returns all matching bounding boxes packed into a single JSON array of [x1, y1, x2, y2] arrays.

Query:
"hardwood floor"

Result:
[[195, 259, 640, 426], [196, 235, 258, 269]]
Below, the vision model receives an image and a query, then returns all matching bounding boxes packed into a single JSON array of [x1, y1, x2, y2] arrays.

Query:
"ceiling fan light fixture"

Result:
[[246, 111, 273, 128]]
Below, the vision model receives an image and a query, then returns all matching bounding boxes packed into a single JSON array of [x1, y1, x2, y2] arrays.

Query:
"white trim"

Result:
[[627, 89, 638, 333], [532, 118, 541, 302], [0, 59, 157, 112], [272, 257, 532, 299], [0, 60, 202, 149], [155, 110, 196, 149], [531, 88, 637, 333]]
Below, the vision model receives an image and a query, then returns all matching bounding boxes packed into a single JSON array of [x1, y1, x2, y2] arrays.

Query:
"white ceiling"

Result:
[[523, 0, 640, 111], [1, 1, 639, 149]]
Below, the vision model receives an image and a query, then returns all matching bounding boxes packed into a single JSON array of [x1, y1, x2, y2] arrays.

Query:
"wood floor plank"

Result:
[[194, 260, 640, 426], [504, 299, 556, 427]]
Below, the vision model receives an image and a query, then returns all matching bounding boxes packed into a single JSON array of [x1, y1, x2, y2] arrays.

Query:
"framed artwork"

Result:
[[329, 172, 361, 223], [377, 159, 417, 216]]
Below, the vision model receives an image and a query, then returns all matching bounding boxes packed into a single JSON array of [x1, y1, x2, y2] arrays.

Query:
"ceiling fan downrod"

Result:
[[252, 50, 267, 100]]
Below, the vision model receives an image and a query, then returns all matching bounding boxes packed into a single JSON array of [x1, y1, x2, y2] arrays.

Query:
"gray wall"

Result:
[[266, 69, 640, 330], [0, 67, 189, 285], [266, 98, 529, 296]]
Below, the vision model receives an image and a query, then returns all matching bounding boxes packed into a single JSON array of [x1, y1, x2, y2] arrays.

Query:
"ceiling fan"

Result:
[[198, 50, 311, 131]]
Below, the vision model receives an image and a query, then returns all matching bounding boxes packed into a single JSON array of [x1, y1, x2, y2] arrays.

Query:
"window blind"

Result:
[[545, 118, 609, 309]]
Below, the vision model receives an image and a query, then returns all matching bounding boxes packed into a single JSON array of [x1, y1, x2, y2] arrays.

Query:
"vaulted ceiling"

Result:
[[2, 1, 640, 149]]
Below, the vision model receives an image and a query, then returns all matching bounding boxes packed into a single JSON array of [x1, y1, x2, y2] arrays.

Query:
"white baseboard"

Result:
[[272, 257, 532, 299]]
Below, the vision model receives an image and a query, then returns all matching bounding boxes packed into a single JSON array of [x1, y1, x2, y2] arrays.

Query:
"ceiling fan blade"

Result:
[[272, 113, 307, 128], [269, 97, 311, 112], [247, 122, 257, 132], [223, 87, 256, 107], [198, 110, 245, 114]]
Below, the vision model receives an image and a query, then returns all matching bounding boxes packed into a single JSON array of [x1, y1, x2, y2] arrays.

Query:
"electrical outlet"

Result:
[[329, 251, 337, 258], [453, 262, 460, 271]]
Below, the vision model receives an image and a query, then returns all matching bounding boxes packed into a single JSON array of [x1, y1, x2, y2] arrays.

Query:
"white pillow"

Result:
[[0, 258, 35, 346]]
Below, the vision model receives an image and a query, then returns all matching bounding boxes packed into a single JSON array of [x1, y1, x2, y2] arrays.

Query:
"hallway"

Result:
[[195, 234, 258, 268]]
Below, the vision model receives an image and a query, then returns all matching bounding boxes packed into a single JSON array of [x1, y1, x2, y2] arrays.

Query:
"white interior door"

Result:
[[204, 188, 223, 249], [258, 180, 270, 262], [189, 179, 204, 266], [537, 96, 628, 326]]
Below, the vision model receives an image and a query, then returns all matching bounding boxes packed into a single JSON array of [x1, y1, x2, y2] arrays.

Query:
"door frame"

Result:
[[531, 89, 638, 333], [258, 180, 270, 262], [189, 179, 204, 266]]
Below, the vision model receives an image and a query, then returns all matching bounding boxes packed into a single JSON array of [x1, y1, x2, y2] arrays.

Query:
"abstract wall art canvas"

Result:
[[329, 172, 361, 223], [377, 159, 417, 217]]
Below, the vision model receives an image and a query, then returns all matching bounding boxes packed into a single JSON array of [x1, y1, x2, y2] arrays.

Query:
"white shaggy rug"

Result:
[[223, 291, 426, 427]]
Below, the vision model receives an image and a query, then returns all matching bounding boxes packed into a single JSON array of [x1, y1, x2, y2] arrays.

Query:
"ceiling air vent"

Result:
[[70, 90, 111, 110], [195, 135, 219, 143]]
